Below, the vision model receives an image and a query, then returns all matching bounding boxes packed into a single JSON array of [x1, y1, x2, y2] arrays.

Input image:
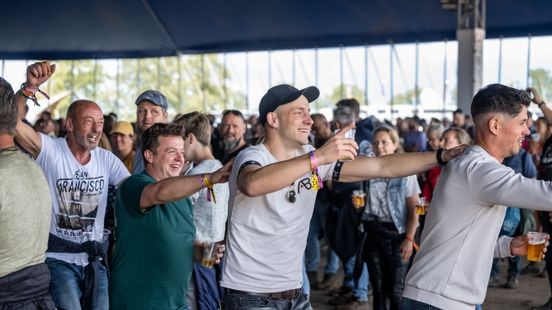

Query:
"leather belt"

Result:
[[224, 288, 301, 300]]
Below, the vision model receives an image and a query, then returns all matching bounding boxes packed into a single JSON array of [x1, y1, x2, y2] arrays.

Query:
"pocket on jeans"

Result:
[[238, 296, 271, 309]]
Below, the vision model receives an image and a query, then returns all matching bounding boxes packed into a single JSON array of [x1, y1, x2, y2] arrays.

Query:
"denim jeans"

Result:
[[305, 194, 339, 274], [490, 256, 520, 278], [343, 255, 369, 301], [45, 257, 108, 310], [302, 261, 310, 296], [399, 298, 441, 310], [224, 289, 311, 310]]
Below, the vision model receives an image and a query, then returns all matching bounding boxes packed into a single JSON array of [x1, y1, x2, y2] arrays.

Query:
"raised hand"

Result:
[[527, 87, 544, 105], [26, 61, 56, 88], [315, 122, 358, 165]]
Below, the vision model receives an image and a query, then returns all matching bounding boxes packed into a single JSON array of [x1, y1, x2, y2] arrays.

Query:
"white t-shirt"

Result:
[[37, 134, 129, 266], [221, 144, 336, 292], [186, 159, 229, 242]]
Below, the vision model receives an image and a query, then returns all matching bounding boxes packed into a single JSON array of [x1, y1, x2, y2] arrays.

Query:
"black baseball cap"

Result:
[[258, 84, 320, 125]]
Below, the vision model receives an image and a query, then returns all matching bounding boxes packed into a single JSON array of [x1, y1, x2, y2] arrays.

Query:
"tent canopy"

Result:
[[3, 0, 552, 59]]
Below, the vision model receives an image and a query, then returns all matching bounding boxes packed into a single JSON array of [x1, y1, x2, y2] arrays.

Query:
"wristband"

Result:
[[20, 83, 50, 107], [308, 151, 323, 190], [538, 101, 546, 109], [201, 174, 217, 204], [436, 148, 447, 166]]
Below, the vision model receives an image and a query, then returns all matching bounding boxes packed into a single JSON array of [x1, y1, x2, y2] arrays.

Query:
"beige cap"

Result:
[[110, 121, 134, 136]]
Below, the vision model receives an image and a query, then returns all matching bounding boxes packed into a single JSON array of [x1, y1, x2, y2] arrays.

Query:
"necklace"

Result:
[[286, 182, 296, 203]]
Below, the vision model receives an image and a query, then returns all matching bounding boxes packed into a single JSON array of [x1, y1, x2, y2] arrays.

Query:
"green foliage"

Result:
[[45, 55, 244, 121]]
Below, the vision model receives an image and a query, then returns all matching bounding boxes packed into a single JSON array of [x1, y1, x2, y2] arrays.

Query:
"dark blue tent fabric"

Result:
[[2, 0, 552, 59]]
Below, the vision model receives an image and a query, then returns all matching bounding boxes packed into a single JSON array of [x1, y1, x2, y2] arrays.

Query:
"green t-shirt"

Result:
[[109, 171, 195, 310]]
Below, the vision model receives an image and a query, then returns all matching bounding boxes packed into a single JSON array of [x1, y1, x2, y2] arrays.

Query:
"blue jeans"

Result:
[[343, 256, 369, 301], [46, 258, 108, 310], [305, 195, 339, 274], [399, 298, 441, 310], [302, 261, 310, 296], [224, 289, 311, 310]]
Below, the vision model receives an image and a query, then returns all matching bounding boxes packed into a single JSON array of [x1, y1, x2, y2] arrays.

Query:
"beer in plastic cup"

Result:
[[334, 128, 356, 161], [201, 242, 217, 268], [527, 232, 546, 262], [416, 197, 428, 215], [351, 190, 366, 209]]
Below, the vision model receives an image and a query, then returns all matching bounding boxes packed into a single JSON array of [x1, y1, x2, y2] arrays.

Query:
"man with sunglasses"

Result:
[[214, 110, 249, 164], [220, 84, 465, 310]]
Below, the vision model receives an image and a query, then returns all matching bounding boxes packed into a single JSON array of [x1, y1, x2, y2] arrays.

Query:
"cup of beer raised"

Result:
[[201, 242, 217, 268], [351, 190, 366, 209], [416, 197, 428, 215], [527, 232, 546, 262], [335, 128, 356, 161]]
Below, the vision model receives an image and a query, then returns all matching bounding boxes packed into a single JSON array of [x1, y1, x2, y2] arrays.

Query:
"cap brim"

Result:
[[300, 86, 320, 103]]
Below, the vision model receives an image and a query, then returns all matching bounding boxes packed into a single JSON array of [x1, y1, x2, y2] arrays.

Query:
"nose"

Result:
[[305, 114, 313, 126]]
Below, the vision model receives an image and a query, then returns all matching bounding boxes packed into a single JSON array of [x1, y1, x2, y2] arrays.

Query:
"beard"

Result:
[[222, 139, 241, 152]]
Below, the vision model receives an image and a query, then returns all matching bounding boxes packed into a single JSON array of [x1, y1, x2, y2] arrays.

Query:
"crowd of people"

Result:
[[1, 61, 552, 310]]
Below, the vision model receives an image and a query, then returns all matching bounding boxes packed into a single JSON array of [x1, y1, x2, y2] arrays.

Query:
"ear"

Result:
[[187, 133, 196, 144], [65, 117, 74, 132], [488, 116, 502, 136], [266, 112, 279, 128], [144, 149, 154, 164]]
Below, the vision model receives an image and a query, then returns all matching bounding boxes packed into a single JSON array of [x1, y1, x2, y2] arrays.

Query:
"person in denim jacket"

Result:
[[358, 126, 420, 310]]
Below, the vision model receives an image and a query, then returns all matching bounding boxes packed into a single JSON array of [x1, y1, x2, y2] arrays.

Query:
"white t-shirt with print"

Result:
[[37, 134, 129, 266], [186, 159, 229, 242], [221, 144, 337, 292]]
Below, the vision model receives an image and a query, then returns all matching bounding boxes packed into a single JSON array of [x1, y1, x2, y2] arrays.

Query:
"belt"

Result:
[[224, 288, 301, 300]]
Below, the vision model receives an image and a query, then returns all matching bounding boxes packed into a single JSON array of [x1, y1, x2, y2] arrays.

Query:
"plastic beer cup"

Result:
[[201, 242, 217, 268], [335, 128, 356, 161], [527, 232, 546, 262], [351, 190, 366, 209], [416, 197, 427, 215]]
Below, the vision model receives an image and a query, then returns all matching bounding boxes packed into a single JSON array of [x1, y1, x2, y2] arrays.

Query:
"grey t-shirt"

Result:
[[0, 148, 51, 277]]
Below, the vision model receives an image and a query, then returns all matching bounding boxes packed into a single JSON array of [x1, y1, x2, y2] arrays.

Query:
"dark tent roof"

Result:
[[3, 0, 552, 60]]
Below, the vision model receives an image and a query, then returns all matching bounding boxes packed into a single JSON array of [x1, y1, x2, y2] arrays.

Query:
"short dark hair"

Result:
[[142, 123, 183, 165], [336, 98, 360, 119], [0, 78, 17, 134], [471, 84, 531, 122], [222, 109, 245, 122]]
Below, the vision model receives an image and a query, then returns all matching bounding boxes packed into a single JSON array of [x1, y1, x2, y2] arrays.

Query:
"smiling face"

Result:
[[147, 135, 185, 179], [66, 101, 104, 151], [273, 95, 313, 146], [136, 101, 168, 132], [373, 130, 399, 156], [497, 106, 530, 158]]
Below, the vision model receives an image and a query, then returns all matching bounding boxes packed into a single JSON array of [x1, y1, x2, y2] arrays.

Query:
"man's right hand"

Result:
[[315, 122, 358, 165], [26, 61, 56, 88]]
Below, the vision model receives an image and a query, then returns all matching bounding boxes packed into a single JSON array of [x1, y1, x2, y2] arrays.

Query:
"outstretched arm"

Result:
[[140, 160, 232, 211], [238, 123, 358, 197], [14, 61, 56, 158], [338, 145, 466, 182]]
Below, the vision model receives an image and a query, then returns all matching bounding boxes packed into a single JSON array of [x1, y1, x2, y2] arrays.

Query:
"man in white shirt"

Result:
[[401, 84, 552, 310], [14, 61, 130, 310], [221, 84, 465, 310]]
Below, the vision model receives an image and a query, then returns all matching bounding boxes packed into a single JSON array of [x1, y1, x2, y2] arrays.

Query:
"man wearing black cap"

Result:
[[132, 90, 169, 174], [220, 84, 465, 309]]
